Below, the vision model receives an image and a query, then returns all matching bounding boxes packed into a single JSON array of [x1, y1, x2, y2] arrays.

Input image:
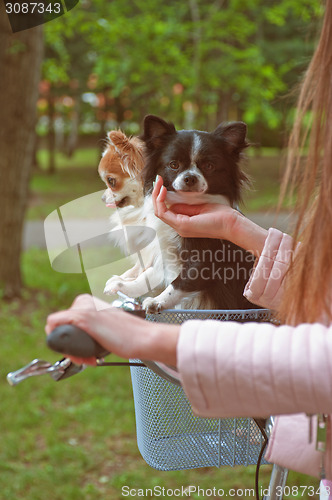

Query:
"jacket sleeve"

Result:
[[243, 227, 294, 309], [177, 320, 332, 479], [177, 319, 332, 419]]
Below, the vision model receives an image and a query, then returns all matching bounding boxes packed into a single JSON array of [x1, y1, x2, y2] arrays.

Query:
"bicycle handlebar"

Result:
[[47, 308, 145, 358], [46, 308, 181, 386], [47, 324, 109, 358]]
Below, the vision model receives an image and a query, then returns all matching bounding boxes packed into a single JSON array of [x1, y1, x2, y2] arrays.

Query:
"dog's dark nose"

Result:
[[183, 175, 197, 187]]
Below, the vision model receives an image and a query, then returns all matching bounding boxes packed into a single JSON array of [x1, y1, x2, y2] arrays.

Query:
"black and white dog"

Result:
[[139, 115, 257, 312]]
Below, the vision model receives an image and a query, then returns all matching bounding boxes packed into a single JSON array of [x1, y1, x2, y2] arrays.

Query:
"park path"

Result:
[[23, 212, 295, 250]]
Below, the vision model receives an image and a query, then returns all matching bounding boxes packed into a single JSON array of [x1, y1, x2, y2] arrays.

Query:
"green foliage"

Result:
[[41, 0, 320, 136]]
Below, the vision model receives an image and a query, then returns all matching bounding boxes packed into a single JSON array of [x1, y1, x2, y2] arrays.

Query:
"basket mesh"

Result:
[[130, 309, 273, 471]]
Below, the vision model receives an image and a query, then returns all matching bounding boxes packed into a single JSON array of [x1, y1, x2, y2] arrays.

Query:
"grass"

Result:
[[244, 154, 288, 212], [0, 249, 320, 499], [28, 148, 103, 219], [27, 147, 292, 220]]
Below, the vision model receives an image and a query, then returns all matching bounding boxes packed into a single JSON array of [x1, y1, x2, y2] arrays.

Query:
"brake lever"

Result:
[[7, 357, 85, 386]]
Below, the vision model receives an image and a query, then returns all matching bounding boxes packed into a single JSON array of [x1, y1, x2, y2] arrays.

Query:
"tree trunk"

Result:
[[32, 133, 40, 171], [188, 0, 202, 128], [0, 6, 43, 298], [217, 91, 230, 123], [47, 94, 56, 174], [66, 96, 80, 157]]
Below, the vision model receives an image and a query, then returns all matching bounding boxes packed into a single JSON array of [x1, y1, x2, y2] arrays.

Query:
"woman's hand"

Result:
[[152, 175, 268, 257], [45, 294, 179, 366], [152, 175, 239, 240]]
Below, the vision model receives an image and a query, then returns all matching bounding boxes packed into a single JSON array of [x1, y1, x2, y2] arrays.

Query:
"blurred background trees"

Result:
[[40, 0, 320, 169], [0, 0, 321, 298]]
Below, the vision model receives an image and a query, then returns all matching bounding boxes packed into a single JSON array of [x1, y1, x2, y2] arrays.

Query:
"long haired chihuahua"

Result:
[[140, 115, 257, 312], [98, 130, 148, 290], [98, 130, 144, 211]]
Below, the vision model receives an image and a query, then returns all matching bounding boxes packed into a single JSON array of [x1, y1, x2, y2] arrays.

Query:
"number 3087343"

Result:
[[6, 2, 62, 14]]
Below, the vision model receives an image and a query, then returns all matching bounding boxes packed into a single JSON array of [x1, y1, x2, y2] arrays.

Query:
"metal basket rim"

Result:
[[147, 307, 271, 314]]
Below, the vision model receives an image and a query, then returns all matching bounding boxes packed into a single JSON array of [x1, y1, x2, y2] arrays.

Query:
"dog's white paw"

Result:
[[142, 297, 164, 314], [104, 276, 126, 295]]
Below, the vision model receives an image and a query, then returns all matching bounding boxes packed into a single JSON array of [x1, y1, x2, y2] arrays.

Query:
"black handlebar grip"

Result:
[[46, 309, 145, 358], [47, 325, 109, 358]]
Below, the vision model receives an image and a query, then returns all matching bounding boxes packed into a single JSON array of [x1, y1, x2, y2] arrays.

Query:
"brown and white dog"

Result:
[[98, 130, 149, 292], [98, 130, 144, 210]]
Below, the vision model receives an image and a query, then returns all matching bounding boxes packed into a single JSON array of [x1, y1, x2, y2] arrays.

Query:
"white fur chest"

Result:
[[142, 196, 182, 286]]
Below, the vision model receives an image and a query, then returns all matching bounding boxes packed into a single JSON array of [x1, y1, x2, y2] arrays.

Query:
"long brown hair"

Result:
[[278, 0, 332, 325]]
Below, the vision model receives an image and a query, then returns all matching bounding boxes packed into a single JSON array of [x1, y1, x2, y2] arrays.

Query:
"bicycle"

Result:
[[8, 296, 288, 500]]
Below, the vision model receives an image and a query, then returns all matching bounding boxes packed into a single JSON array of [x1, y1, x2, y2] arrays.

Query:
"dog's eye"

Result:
[[204, 163, 215, 173], [169, 161, 179, 170], [107, 177, 116, 188]]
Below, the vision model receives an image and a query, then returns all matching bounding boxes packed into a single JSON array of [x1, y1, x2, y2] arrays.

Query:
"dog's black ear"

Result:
[[142, 115, 176, 146], [213, 121, 249, 154]]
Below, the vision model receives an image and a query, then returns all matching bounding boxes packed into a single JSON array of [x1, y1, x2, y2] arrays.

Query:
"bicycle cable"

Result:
[[253, 418, 269, 500]]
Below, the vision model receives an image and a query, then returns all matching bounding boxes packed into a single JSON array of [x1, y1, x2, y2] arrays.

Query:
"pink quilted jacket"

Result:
[[177, 228, 332, 480]]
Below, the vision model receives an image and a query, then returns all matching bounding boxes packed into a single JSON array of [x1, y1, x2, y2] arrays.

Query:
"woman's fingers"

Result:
[[151, 175, 164, 208], [152, 176, 186, 228], [68, 355, 97, 366], [45, 310, 80, 335], [152, 176, 168, 218], [155, 185, 169, 217], [45, 307, 98, 365], [170, 203, 207, 216], [45, 294, 96, 335], [71, 293, 96, 309]]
